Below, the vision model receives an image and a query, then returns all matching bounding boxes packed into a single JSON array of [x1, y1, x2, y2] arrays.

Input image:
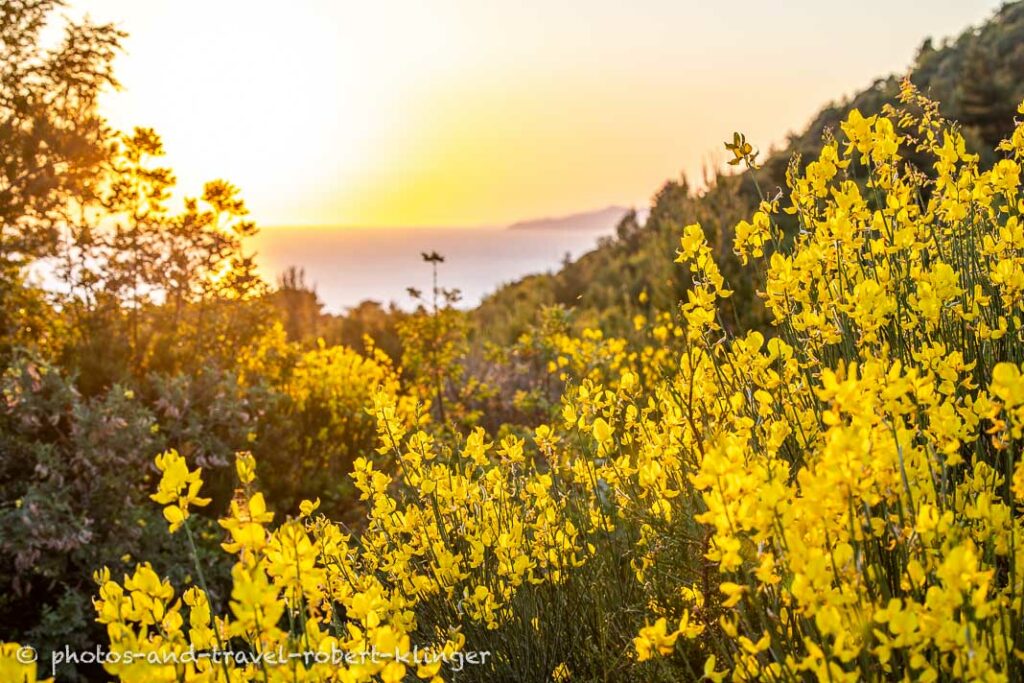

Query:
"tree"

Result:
[[270, 266, 324, 342], [0, 0, 123, 361], [400, 252, 468, 427], [0, 0, 122, 265]]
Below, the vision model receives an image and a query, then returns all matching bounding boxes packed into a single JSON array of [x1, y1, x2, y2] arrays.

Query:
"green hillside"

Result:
[[473, 1, 1024, 345]]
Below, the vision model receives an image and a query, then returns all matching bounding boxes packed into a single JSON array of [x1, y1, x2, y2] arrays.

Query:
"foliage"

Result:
[[5, 92, 1020, 682], [0, 0, 123, 266], [5, 3, 1024, 682], [0, 354, 223, 678], [397, 253, 491, 431], [474, 2, 1024, 350], [257, 338, 419, 522]]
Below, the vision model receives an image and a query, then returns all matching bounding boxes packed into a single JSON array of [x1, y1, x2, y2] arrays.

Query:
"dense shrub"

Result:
[[4, 94, 1016, 682]]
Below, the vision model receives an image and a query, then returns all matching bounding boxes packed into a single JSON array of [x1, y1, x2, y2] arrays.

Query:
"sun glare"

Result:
[[77, 0, 1002, 228]]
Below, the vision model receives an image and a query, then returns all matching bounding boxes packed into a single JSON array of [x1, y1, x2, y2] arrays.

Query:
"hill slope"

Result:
[[506, 206, 633, 232], [473, 1, 1024, 345]]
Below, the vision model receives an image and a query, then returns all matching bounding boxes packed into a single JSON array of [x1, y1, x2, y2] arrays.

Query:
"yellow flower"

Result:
[[733, 211, 771, 264], [703, 654, 727, 683], [234, 450, 257, 485], [676, 223, 707, 263], [0, 643, 52, 683], [991, 363, 1024, 408], [299, 497, 321, 517], [551, 662, 572, 681], [719, 582, 746, 608], [149, 449, 210, 533], [592, 417, 613, 446], [634, 617, 679, 661]]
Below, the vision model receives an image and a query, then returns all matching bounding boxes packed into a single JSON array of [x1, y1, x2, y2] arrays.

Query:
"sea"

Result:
[[248, 225, 616, 313]]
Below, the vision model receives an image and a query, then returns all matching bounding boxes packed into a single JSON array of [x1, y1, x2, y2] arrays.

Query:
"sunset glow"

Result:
[[78, 0, 1000, 227]]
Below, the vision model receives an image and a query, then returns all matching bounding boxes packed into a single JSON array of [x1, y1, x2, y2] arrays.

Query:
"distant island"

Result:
[[506, 205, 632, 231]]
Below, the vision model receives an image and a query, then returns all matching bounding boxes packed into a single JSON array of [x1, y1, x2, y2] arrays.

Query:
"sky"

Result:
[[70, 0, 1003, 228]]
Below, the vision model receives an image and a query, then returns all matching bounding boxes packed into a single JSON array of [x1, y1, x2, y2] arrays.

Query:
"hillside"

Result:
[[506, 205, 633, 232], [473, 1, 1024, 346]]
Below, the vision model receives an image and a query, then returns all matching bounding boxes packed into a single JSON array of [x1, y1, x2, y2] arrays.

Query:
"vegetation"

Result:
[[475, 1, 1024, 347], [3, 2, 1024, 682]]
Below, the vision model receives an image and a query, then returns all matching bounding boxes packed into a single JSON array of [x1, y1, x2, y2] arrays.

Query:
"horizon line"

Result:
[[257, 203, 640, 232]]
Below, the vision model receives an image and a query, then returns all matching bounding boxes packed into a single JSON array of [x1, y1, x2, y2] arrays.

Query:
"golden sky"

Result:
[[74, 0, 1000, 228]]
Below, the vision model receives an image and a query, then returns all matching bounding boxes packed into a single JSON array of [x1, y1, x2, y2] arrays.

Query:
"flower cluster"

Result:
[[151, 449, 211, 533], [637, 87, 1024, 680], [7, 88, 1024, 682]]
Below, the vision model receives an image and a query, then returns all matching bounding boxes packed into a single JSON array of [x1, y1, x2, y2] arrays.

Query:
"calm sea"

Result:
[[248, 225, 614, 313]]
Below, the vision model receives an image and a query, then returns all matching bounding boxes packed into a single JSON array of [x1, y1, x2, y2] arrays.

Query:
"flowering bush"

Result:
[[260, 338, 419, 520], [658, 86, 1024, 681], [7, 86, 1024, 682]]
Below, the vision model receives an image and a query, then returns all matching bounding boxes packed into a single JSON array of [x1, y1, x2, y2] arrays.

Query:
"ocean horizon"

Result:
[[248, 223, 616, 313]]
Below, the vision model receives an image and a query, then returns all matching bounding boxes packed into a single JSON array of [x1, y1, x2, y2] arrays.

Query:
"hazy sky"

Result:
[[71, 0, 1001, 228]]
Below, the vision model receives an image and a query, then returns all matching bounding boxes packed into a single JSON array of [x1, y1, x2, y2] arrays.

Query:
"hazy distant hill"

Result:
[[506, 205, 633, 232]]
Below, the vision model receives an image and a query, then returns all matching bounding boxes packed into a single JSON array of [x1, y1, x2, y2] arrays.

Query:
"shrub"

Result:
[[8, 88, 1024, 683]]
